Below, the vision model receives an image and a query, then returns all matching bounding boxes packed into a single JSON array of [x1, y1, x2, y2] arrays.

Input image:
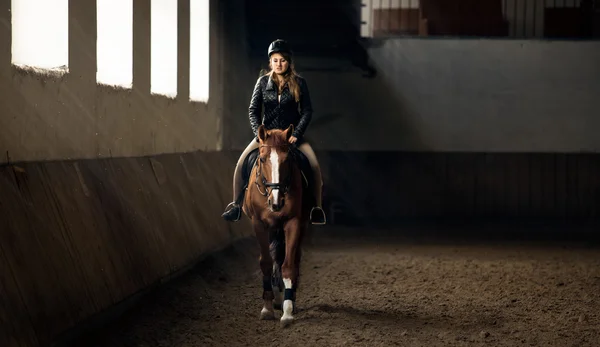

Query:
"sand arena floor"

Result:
[[71, 226, 600, 347]]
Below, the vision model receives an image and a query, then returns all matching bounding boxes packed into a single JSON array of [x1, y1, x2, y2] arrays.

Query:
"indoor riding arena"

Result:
[[2, 0, 600, 346]]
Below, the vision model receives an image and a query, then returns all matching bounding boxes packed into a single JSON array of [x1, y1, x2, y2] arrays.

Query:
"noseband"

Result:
[[255, 143, 294, 198]]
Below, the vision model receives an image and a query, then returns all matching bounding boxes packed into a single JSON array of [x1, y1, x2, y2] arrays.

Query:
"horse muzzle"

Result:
[[268, 191, 285, 212]]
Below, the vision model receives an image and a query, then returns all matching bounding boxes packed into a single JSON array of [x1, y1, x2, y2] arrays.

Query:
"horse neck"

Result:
[[288, 159, 303, 190]]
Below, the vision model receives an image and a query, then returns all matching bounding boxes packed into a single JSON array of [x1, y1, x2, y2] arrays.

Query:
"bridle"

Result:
[[254, 143, 295, 198]]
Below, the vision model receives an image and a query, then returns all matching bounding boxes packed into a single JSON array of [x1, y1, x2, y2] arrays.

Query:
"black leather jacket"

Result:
[[248, 74, 313, 141]]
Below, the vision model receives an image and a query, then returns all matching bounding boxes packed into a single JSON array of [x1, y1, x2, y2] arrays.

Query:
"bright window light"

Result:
[[97, 0, 133, 87], [190, 1, 210, 102], [150, 0, 178, 97], [11, 0, 69, 70]]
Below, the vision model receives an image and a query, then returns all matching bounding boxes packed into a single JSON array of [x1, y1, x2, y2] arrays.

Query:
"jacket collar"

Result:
[[266, 75, 277, 91], [266, 75, 289, 92]]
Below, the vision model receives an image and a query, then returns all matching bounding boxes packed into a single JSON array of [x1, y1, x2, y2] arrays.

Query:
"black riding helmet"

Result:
[[268, 39, 293, 58]]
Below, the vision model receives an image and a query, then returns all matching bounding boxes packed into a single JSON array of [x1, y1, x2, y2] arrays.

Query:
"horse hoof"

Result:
[[260, 308, 275, 320], [280, 315, 294, 327]]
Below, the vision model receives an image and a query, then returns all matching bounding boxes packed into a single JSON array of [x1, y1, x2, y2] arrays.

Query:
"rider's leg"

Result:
[[232, 139, 260, 202], [222, 139, 260, 221], [297, 142, 326, 225]]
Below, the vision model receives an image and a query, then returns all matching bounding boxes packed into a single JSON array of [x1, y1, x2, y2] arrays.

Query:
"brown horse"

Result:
[[242, 124, 312, 327]]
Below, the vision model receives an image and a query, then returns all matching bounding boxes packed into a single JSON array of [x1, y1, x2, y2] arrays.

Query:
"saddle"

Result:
[[239, 147, 313, 203]]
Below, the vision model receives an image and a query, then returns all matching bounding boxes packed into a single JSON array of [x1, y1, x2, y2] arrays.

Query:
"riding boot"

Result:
[[222, 186, 246, 222], [222, 202, 242, 222]]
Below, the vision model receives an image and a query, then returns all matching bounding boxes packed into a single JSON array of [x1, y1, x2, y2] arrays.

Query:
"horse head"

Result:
[[256, 124, 295, 212]]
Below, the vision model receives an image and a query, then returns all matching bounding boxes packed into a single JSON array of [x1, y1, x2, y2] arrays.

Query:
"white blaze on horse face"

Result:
[[270, 148, 280, 204]]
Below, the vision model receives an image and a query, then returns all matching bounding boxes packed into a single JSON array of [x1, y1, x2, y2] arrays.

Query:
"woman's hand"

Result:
[[289, 136, 298, 144]]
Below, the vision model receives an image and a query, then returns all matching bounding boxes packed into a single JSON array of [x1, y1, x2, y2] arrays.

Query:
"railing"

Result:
[[360, 0, 600, 39]]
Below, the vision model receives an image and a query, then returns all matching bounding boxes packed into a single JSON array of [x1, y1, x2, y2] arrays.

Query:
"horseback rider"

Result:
[[221, 39, 327, 225]]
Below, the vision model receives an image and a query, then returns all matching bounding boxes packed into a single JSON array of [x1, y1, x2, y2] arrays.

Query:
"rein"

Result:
[[254, 143, 295, 197]]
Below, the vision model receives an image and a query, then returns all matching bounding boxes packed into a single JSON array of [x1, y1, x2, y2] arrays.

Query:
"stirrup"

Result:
[[222, 202, 242, 222], [309, 206, 326, 225]]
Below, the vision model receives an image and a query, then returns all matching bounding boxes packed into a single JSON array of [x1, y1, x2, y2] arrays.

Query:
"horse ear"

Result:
[[258, 125, 267, 142], [285, 124, 294, 140]]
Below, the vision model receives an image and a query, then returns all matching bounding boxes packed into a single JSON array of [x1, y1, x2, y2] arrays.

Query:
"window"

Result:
[[150, 0, 178, 97], [97, 0, 133, 87], [189, 1, 210, 102], [361, 0, 592, 39], [361, 0, 420, 37], [11, 0, 69, 71]]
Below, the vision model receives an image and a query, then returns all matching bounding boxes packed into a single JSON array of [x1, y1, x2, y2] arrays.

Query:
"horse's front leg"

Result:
[[280, 218, 302, 327], [253, 221, 275, 320]]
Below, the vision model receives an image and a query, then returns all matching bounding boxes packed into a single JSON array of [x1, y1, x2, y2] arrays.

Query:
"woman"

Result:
[[221, 39, 326, 225]]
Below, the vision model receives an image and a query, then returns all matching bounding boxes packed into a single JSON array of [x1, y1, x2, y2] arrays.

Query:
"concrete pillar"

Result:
[[210, 0, 225, 150], [0, 0, 10, 77], [133, 0, 151, 94], [67, 0, 96, 159], [177, 0, 190, 101], [69, 0, 96, 81]]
